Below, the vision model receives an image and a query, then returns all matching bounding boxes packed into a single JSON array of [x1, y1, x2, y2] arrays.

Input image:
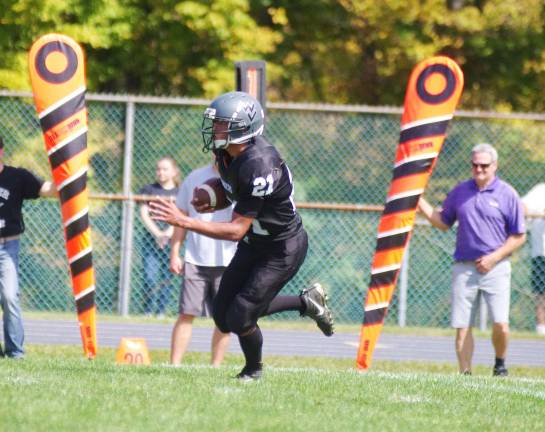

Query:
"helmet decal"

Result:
[[204, 107, 216, 119]]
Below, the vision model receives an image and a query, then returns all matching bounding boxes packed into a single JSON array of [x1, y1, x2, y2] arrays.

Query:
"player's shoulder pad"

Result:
[[238, 152, 277, 186], [243, 137, 281, 172]]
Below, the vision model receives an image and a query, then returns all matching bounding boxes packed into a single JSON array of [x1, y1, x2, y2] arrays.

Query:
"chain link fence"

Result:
[[0, 91, 544, 330]]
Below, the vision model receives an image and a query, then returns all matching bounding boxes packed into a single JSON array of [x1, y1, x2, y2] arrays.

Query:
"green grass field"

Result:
[[2, 345, 545, 431]]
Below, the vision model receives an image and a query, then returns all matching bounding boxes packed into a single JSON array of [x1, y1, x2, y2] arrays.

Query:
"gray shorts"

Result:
[[179, 263, 226, 317], [451, 260, 511, 328]]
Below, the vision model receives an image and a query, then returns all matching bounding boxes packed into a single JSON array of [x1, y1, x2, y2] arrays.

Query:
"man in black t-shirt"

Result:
[[150, 92, 334, 380], [0, 136, 56, 358]]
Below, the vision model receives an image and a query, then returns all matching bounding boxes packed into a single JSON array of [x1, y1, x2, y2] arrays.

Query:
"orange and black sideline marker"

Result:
[[356, 56, 464, 369], [28, 34, 97, 358]]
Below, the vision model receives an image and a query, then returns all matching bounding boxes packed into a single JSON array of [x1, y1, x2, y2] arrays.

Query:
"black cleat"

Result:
[[236, 363, 263, 381], [300, 283, 334, 336], [493, 364, 508, 377]]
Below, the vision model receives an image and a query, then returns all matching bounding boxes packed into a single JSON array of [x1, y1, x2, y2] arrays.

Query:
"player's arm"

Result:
[[150, 197, 252, 241], [39, 181, 57, 198], [417, 196, 450, 231], [182, 211, 252, 242]]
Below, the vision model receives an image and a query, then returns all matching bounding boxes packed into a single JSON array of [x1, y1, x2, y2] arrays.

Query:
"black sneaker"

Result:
[[493, 364, 508, 377], [236, 363, 263, 381], [300, 283, 334, 336]]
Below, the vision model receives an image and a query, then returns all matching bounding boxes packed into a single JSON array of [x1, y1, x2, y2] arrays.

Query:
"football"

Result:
[[192, 177, 229, 211]]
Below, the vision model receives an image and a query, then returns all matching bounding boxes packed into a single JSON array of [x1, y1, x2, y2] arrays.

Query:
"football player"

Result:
[[150, 91, 334, 380]]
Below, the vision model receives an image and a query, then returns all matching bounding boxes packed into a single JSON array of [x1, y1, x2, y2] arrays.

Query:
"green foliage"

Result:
[[0, 0, 132, 89], [2, 1, 545, 109], [0, 0, 282, 97], [253, 0, 545, 110]]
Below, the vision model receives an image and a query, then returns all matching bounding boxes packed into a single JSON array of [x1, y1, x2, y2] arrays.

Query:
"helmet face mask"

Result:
[[201, 91, 264, 152]]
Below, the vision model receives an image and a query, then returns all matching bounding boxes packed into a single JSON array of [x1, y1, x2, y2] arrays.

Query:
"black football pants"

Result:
[[212, 229, 308, 335]]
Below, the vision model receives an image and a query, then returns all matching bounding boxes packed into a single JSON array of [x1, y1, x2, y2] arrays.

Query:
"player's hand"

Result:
[[149, 198, 191, 228], [170, 256, 184, 275], [475, 253, 498, 274], [191, 187, 215, 213]]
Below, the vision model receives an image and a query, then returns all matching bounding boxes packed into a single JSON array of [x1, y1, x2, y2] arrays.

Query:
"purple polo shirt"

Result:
[[440, 177, 526, 261]]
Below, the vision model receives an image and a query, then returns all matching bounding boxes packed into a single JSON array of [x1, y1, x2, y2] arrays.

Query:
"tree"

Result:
[[0, 0, 133, 89], [250, 0, 545, 110], [0, 0, 282, 97], [2, 0, 545, 110]]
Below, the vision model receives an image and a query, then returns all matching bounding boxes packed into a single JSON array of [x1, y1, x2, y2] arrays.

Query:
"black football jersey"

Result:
[[215, 136, 302, 244]]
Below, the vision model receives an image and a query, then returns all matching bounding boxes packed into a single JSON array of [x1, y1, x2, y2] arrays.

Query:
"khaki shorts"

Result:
[[451, 260, 511, 328], [179, 263, 226, 317]]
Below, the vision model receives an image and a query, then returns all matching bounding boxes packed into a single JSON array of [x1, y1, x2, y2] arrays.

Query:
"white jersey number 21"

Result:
[[251, 174, 274, 197]]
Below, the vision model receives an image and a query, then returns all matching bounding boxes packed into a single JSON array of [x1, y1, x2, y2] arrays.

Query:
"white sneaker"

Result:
[[536, 324, 545, 336]]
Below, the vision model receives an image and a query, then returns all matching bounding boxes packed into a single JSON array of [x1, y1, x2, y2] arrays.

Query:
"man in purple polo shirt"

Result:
[[418, 143, 526, 376]]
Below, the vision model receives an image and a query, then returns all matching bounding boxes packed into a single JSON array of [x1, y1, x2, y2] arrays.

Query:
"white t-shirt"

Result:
[[522, 183, 545, 257], [176, 164, 237, 267]]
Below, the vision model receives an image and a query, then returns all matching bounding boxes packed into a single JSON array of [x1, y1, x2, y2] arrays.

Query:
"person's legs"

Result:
[[536, 294, 545, 335], [156, 246, 173, 316], [531, 257, 545, 334], [142, 246, 160, 315], [299, 283, 334, 336], [257, 231, 319, 318], [491, 322, 509, 359], [172, 263, 222, 364], [210, 326, 230, 367], [236, 326, 264, 380], [451, 262, 479, 373], [481, 260, 511, 376], [214, 248, 262, 378], [265, 295, 303, 314], [0, 240, 24, 358], [170, 314, 195, 365], [455, 327, 474, 374], [224, 231, 309, 379], [205, 265, 231, 367], [262, 284, 334, 336], [212, 244, 255, 335]]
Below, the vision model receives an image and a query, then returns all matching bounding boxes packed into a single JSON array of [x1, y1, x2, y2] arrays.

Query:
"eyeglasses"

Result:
[[472, 162, 491, 170]]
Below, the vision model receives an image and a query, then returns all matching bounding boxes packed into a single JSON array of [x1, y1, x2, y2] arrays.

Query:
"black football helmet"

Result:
[[201, 91, 265, 152]]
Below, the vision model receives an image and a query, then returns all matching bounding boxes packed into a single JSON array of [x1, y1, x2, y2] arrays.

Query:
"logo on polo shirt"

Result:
[[489, 199, 499, 208]]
